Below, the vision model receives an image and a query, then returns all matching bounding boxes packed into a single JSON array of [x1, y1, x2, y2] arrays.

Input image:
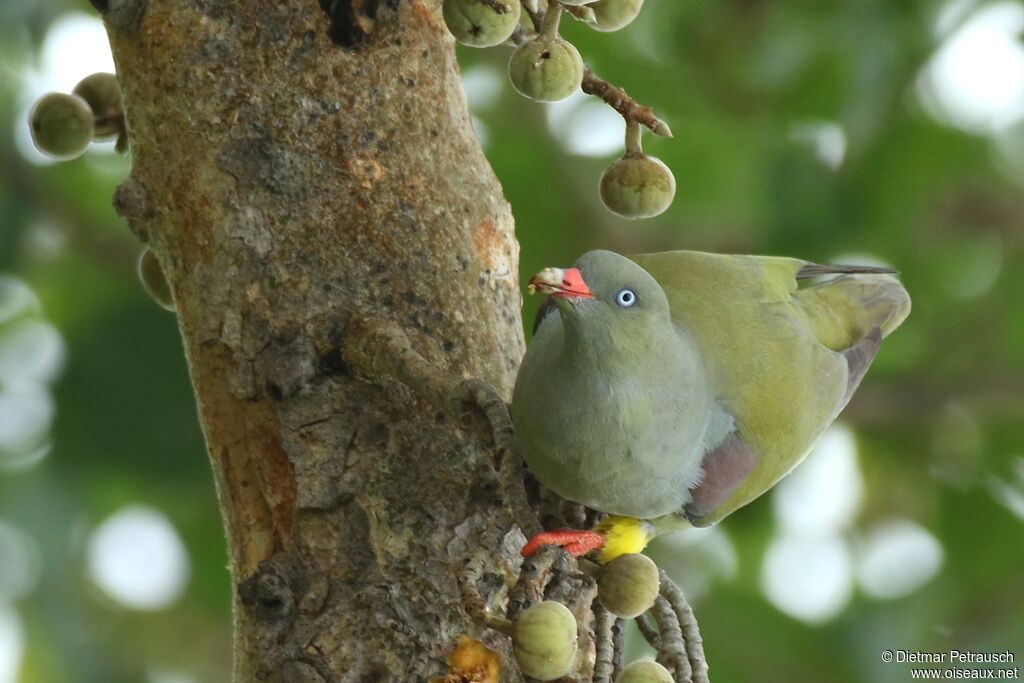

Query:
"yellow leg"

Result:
[[595, 516, 657, 563]]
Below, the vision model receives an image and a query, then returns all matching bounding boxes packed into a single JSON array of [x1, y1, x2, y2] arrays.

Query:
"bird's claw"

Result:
[[521, 529, 605, 558]]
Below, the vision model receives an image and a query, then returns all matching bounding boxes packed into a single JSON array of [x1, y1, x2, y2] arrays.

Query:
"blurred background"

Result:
[[1, 0, 1022, 681]]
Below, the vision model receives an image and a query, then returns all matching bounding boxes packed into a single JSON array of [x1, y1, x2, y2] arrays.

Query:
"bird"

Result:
[[511, 249, 910, 562]]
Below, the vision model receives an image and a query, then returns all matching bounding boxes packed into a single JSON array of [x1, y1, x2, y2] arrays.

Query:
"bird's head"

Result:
[[528, 250, 671, 345]]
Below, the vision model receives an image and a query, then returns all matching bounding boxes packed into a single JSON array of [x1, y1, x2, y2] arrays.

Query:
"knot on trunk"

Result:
[[104, 0, 147, 32], [318, 0, 402, 48], [239, 558, 299, 622], [113, 174, 151, 242]]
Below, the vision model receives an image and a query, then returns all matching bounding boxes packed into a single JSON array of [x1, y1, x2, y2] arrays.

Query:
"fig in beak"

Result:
[[527, 267, 594, 300]]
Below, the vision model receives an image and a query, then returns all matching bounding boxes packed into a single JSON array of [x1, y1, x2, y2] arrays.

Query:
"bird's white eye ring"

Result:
[[615, 288, 638, 308]]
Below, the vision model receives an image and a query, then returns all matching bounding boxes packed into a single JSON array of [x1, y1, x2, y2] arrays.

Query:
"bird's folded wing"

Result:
[[631, 250, 910, 526]]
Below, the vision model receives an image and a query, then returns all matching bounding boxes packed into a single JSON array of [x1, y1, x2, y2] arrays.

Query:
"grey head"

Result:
[[531, 250, 673, 356]]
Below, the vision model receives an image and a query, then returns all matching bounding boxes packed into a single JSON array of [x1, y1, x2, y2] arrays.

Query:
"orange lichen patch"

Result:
[[348, 156, 385, 189], [197, 340, 298, 576], [217, 404, 298, 572], [430, 637, 500, 683], [412, 0, 442, 28], [473, 218, 507, 271], [251, 419, 298, 548]]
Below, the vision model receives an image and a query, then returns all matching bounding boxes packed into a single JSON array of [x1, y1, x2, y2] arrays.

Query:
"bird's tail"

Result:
[[797, 273, 912, 349]]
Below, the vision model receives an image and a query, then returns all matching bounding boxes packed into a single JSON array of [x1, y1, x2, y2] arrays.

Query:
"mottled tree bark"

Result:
[[103, 0, 530, 679]]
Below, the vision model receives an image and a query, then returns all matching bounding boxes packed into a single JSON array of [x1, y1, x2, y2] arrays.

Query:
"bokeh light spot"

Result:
[[462, 64, 504, 112], [942, 233, 1003, 301], [0, 606, 24, 683], [790, 120, 847, 170], [149, 670, 200, 683], [773, 425, 863, 536], [0, 521, 42, 600], [855, 519, 945, 600], [761, 533, 853, 623], [987, 456, 1024, 522], [85, 505, 190, 611], [0, 278, 41, 325], [933, 0, 980, 38], [0, 277, 64, 472], [649, 526, 738, 600], [0, 319, 66, 386], [918, 2, 1024, 134], [36, 13, 116, 93], [546, 92, 624, 158], [0, 386, 55, 468], [930, 401, 984, 487]]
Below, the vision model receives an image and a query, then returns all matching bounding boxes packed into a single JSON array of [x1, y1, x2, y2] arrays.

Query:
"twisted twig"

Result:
[[660, 570, 710, 683], [521, 1, 543, 32], [635, 613, 662, 650], [582, 68, 673, 137], [507, 545, 561, 619], [564, 3, 597, 23], [593, 603, 616, 683], [611, 614, 625, 679], [652, 595, 693, 682], [455, 378, 542, 538], [458, 548, 514, 635], [508, 4, 672, 137], [504, 544, 601, 680]]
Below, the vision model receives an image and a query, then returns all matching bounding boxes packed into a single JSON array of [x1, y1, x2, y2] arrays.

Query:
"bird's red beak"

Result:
[[527, 267, 594, 300]]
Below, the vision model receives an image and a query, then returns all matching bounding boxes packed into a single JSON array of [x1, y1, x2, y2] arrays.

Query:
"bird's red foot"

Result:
[[521, 530, 605, 558]]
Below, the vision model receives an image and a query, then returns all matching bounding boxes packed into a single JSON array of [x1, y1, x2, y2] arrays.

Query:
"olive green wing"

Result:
[[631, 250, 910, 526]]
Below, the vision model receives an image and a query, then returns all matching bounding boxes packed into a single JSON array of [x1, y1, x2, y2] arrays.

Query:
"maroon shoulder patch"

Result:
[[684, 432, 757, 526]]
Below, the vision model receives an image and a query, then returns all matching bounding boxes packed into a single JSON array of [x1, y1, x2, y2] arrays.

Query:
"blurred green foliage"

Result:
[[1, 1, 1022, 682]]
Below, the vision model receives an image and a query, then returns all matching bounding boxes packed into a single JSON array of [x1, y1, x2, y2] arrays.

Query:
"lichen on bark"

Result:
[[102, 0, 532, 679]]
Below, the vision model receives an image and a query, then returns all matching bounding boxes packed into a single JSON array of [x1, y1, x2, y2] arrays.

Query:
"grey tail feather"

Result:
[[797, 263, 899, 280], [839, 326, 883, 409]]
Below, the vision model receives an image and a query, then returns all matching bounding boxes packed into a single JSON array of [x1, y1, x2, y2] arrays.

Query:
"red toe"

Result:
[[521, 530, 605, 558]]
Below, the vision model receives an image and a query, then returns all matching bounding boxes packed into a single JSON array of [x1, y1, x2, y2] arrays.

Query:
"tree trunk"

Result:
[[104, 0, 528, 679]]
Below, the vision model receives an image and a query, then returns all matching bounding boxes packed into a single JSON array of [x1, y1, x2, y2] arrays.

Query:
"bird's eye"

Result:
[[615, 288, 638, 308]]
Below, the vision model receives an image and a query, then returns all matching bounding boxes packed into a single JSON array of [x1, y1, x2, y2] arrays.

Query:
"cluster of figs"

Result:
[[29, 75, 176, 313], [513, 553, 676, 681], [27, 1, 674, 311], [443, 0, 676, 219], [29, 73, 126, 159]]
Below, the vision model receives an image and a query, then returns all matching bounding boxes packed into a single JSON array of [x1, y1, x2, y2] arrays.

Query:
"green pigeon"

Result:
[[511, 249, 910, 561]]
